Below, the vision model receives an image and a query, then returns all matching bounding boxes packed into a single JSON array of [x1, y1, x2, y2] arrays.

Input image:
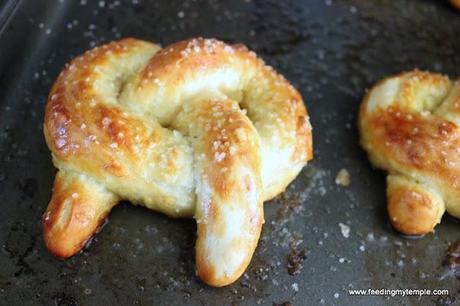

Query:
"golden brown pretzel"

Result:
[[359, 70, 460, 236], [43, 38, 312, 286], [450, 0, 460, 10]]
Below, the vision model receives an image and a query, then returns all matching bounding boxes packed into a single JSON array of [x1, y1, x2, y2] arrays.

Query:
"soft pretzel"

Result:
[[43, 38, 312, 286], [359, 70, 460, 236]]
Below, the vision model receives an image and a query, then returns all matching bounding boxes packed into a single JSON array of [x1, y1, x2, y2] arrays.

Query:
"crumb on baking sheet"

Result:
[[335, 168, 350, 186]]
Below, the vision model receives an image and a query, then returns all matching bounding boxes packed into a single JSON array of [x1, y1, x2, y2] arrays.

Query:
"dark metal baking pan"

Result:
[[0, 0, 459, 305]]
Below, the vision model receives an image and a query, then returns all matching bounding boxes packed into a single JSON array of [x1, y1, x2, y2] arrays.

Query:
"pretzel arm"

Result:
[[43, 170, 118, 257]]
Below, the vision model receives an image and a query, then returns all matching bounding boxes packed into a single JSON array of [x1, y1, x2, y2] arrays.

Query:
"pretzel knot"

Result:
[[359, 70, 460, 236], [42, 38, 312, 286]]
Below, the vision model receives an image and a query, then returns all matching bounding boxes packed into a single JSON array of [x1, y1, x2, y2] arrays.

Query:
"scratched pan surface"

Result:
[[0, 0, 460, 305]]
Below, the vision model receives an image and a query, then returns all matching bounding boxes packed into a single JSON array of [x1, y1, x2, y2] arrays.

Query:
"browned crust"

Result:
[[360, 71, 460, 190]]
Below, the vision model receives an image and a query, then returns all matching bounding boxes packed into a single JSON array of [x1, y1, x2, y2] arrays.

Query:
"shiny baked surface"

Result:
[[43, 38, 312, 286], [359, 70, 460, 235]]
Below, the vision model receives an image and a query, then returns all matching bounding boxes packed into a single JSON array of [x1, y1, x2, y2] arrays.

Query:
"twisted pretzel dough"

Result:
[[359, 70, 460, 236], [43, 38, 312, 286], [450, 0, 460, 10]]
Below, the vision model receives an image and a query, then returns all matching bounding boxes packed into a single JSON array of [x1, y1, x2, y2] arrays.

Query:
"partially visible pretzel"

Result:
[[450, 0, 460, 10], [359, 70, 460, 236], [43, 38, 312, 286]]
